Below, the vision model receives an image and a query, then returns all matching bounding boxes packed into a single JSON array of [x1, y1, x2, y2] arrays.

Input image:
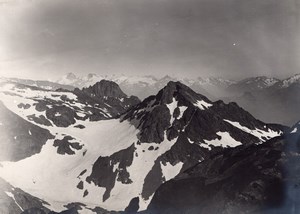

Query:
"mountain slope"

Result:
[[0, 81, 284, 213], [0, 80, 139, 128], [0, 101, 54, 161], [147, 124, 300, 214]]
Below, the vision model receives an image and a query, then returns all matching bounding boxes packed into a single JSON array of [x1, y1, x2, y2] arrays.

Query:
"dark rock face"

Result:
[[35, 102, 49, 112], [27, 114, 52, 126], [138, 105, 171, 143], [74, 80, 140, 119], [86, 144, 135, 202], [18, 103, 31, 109], [22, 208, 47, 214], [46, 106, 76, 127], [0, 102, 54, 161], [74, 124, 85, 129], [147, 129, 300, 214], [124, 197, 140, 213], [53, 136, 83, 155], [83, 80, 127, 98]]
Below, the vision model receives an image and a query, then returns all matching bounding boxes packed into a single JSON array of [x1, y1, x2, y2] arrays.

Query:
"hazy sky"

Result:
[[0, 0, 299, 80]]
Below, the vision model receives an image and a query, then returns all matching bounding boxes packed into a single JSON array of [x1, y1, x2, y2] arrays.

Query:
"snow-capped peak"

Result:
[[282, 74, 300, 88]]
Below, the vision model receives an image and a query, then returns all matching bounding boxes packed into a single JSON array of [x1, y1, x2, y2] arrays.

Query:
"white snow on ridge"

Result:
[[194, 100, 212, 110], [224, 119, 282, 142], [202, 132, 242, 150]]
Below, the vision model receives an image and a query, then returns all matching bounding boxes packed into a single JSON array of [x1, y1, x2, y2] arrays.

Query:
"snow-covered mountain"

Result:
[[279, 73, 300, 88], [226, 76, 280, 95], [1, 77, 75, 91], [0, 80, 284, 213], [56, 73, 235, 100], [226, 74, 300, 125], [56, 72, 300, 100]]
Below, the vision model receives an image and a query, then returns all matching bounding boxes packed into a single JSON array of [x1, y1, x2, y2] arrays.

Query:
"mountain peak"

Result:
[[156, 81, 210, 105], [86, 73, 98, 79], [282, 73, 300, 87], [65, 72, 77, 80], [84, 79, 127, 98]]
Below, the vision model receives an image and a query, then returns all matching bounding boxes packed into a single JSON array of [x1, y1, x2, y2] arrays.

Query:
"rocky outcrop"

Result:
[[86, 144, 135, 202], [74, 80, 140, 119], [147, 128, 300, 214], [46, 106, 76, 127], [53, 136, 83, 155]]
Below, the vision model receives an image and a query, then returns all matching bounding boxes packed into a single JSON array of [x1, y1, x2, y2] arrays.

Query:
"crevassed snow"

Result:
[[224, 119, 282, 142], [161, 161, 183, 181], [5, 191, 24, 211], [194, 100, 212, 110]]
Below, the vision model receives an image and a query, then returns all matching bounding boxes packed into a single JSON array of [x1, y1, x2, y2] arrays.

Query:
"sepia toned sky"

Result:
[[0, 0, 299, 80]]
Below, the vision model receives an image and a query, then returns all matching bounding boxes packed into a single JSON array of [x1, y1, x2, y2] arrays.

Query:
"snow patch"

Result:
[[177, 106, 187, 119], [166, 98, 178, 124], [194, 100, 212, 110], [161, 161, 183, 181], [54, 112, 62, 117], [291, 127, 298, 133], [224, 119, 282, 142], [201, 132, 242, 150]]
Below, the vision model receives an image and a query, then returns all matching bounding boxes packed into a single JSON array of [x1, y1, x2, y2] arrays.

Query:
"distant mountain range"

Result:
[[0, 78, 286, 213], [53, 72, 300, 126]]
